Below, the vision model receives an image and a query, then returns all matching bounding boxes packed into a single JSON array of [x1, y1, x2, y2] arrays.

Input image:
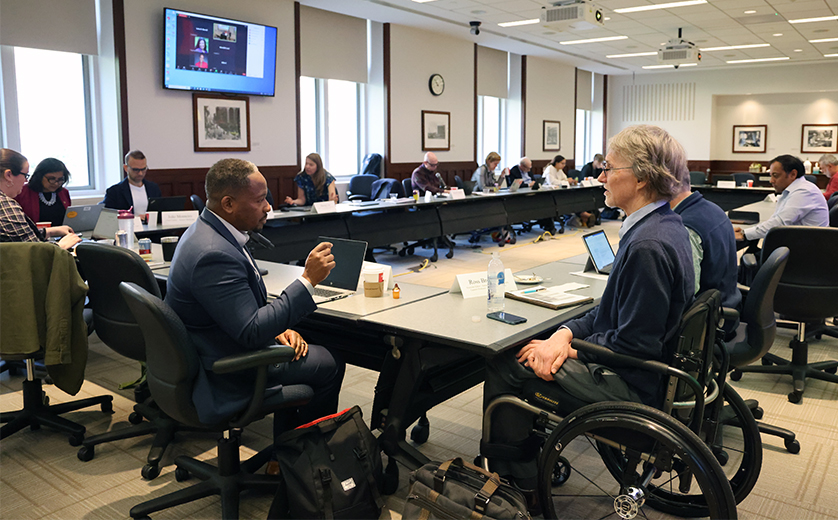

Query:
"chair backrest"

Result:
[[762, 226, 838, 320], [119, 282, 204, 428], [76, 243, 161, 362], [370, 178, 404, 199], [346, 174, 377, 200], [714, 174, 734, 183], [402, 177, 413, 196], [830, 204, 838, 227], [567, 169, 582, 181], [689, 171, 706, 185], [733, 172, 755, 186], [829, 191, 838, 209], [360, 153, 382, 177], [190, 194, 205, 212], [728, 247, 789, 367], [804, 174, 817, 184], [454, 175, 464, 190]]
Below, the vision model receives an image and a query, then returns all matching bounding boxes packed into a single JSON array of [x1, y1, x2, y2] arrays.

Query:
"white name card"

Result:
[[450, 268, 517, 299], [133, 216, 144, 228], [717, 180, 736, 189], [450, 189, 466, 200], [560, 181, 570, 188], [312, 201, 337, 214], [161, 210, 199, 226]]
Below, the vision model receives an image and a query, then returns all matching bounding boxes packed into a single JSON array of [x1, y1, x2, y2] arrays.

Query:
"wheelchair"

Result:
[[480, 290, 761, 519]]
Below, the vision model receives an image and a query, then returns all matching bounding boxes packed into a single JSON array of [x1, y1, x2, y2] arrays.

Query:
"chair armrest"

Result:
[[741, 253, 757, 270], [721, 307, 740, 320], [736, 283, 750, 296], [211, 345, 296, 375], [348, 194, 370, 202]]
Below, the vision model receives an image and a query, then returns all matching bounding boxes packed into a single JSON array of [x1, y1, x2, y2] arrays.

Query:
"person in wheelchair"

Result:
[[482, 125, 694, 500]]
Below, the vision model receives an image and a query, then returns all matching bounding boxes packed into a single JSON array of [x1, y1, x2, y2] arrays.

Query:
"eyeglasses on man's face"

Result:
[[128, 167, 148, 173]]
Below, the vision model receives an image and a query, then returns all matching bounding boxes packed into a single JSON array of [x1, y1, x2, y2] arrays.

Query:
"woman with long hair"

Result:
[[471, 151, 509, 191], [543, 155, 572, 186], [14, 157, 72, 226], [0, 149, 79, 249], [285, 153, 338, 205]]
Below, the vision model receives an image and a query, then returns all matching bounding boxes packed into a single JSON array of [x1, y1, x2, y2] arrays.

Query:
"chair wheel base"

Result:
[[69, 433, 84, 446], [785, 439, 801, 454], [142, 463, 161, 480], [77, 446, 94, 462], [730, 370, 743, 381], [787, 391, 803, 404], [175, 467, 190, 482], [128, 411, 144, 424]]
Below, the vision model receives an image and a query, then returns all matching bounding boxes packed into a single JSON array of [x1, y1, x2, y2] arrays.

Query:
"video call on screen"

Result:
[[175, 15, 248, 75]]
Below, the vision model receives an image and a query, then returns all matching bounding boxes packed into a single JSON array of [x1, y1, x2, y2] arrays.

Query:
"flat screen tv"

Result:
[[163, 8, 277, 96]]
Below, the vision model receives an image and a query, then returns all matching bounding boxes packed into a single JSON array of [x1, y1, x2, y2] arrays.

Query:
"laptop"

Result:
[[310, 236, 368, 303], [63, 205, 103, 232], [147, 196, 187, 213], [728, 210, 759, 225], [508, 178, 524, 193], [89, 208, 121, 240], [582, 230, 616, 275]]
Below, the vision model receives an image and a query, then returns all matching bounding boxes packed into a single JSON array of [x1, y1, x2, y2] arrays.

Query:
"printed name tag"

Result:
[[161, 210, 199, 225], [341, 478, 356, 492], [450, 268, 517, 298], [450, 189, 466, 200], [312, 201, 337, 214]]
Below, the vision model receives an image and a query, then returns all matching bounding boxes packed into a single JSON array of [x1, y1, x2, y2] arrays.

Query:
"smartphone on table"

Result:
[[487, 311, 527, 325]]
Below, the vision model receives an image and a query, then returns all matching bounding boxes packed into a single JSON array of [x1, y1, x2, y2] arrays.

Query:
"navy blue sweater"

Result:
[[674, 192, 741, 332], [565, 204, 694, 406]]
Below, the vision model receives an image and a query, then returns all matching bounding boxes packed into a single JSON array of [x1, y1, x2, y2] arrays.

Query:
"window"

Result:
[[299, 77, 363, 178], [575, 108, 593, 169], [12, 47, 94, 189], [477, 95, 505, 169]]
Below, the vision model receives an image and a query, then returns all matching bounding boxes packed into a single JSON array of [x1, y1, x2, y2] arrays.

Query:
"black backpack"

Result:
[[269, 406, 384, 519]]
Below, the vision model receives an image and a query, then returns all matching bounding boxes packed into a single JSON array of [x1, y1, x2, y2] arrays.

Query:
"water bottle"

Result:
[[487, 252, 505, 313]]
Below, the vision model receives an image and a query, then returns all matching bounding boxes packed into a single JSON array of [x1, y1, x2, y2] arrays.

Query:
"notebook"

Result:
[[310, 236, 368, 304], [62, 204, 103, 232], [582, 230, 615, 275]]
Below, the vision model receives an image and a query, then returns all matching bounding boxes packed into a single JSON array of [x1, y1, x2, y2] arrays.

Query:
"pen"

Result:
[[522, 288, 544, 294]]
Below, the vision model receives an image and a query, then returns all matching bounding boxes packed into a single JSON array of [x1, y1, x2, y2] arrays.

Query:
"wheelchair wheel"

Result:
[[538, 402, 737, 520]]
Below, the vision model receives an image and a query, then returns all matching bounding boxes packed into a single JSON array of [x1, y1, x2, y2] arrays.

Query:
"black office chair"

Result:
[[690, 171, 706, 185], [402, 177, 413, 197], [370, 178, 404, 199], [830, 204, 838, 227], [76, 243, 205, 480], [567, 169, 582, 182], [120, 282, 314, 520], [733, 172, 755, 186], [804, 174, 817, 184], [734, 227, 838, 403], [346, 174, 378, 201], [726, 247, 799, 452], [190, 194, 205, 212], [454, 174, 464, 190], [0, 243, 114, 444], [714, 174, 734, 183], [828, 191, 838, 209]]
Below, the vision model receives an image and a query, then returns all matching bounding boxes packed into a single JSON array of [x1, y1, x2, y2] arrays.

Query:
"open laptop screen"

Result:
[[317, 236, 368, 291], [582, 230, 616, 273]]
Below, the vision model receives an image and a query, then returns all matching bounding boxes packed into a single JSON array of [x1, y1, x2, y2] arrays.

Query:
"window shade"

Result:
[[300, 6, 367, 84], [477, 46, 508, 99], [0, 0, 98, 55], [576, 69, 593, 111]]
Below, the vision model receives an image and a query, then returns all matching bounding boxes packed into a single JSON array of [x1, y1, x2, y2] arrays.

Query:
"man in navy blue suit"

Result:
[[165, 157, 344, 430], [103, 150, 162, 215]]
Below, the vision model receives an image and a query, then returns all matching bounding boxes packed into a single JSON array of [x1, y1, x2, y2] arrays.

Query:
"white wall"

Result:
[[524, 56, 576, 162], [389, 24, 474, 163], [607, 63, 838, 161], [122, 0, 297, 170]]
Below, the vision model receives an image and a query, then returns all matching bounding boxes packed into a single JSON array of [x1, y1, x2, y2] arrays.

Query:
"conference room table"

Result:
[[693, 184, 774, 211]]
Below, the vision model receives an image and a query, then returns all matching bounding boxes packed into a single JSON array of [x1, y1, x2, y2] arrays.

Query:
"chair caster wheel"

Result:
[[408, 247, 415, 255], [551, 456, 571, 486], [383, 461, 399, 495], [411, 416, 430, 444], [175, 467, 190, 482], [787, 391, 802, 404], [101, 400, 114, 414], [42, 394, 50, 406], [730, 370, 742, 381], [714, 449, 729, 466], [129, 412, 144, 425], [558, 228, 564, 234], [398, 249, 406, 257], [785, 439, 801, 454], [69, 433, 84, 447], [142, 464, 161, 480], [752, 407, 764, 420], [446, 252, 454, 259], [77, 446, 94, 462], [430, 254, 438, 262]]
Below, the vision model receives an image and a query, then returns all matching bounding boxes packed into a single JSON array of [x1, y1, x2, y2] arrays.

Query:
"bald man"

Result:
[[411, 152, 446, 195], [508, 157, 533, 185]]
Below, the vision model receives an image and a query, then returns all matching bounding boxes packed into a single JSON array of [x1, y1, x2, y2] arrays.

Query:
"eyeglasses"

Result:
[[128, 167, 148, 173], [45, 176, 66, 185], [600, 164, 633, 175], [426, 162, 439, 168]]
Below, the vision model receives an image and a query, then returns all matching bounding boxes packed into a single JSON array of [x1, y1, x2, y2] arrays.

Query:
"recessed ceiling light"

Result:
[[773, 33, 783, 37], [810, 37, 838, 43], [642, 63, 698, 69], [700, 43, 770, 51], [559, 35, 628, 45], [788, 15, 838, 24], [794, 49, 803, 52], [615, 0, 707, 14], [607, 51, 657, 58], [825, 53, 838, 57], [471, 10, 486, 15], [604, 17, 611, 21], [726, 57, 790, 63], [411, 0, 437, 3], [744, 10, 756, 14], [497, 19, 540, 27]]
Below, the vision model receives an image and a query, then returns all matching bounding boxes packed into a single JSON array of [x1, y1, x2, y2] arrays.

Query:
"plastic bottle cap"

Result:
[[472, 315, 481, 323]]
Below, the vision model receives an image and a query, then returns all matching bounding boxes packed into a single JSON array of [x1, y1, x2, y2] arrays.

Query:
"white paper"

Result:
[[450, 268, 517, 298], [717, 180, 736, 189], [161, 210, 199, 226], [312, 201, 337, 214], [449, 189, 466, 200]]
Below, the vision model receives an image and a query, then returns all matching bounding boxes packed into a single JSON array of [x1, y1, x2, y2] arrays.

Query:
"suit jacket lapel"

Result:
[[200, 210, 267, 305]]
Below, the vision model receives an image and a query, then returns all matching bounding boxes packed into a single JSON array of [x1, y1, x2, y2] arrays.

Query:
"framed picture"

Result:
[[732, 125, 767, 153], [543, 120, 561, 152], [193, 93, 251, 152], [422, 110, 450, 151], [801, 124, 838, 154]]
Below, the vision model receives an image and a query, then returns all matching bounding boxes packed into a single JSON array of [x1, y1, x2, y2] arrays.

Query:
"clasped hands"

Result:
[[275, 329, 308, 361], [517, 328, 577, 381]]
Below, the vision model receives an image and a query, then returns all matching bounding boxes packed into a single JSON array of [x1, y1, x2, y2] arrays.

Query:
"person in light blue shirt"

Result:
[[734, 155, 828, 242]]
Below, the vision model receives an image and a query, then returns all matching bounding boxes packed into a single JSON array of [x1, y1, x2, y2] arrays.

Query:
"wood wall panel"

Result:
[[387, 161, 477, 188]]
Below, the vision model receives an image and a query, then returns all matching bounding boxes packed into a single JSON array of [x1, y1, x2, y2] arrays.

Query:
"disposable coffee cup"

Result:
[[362, 271, 384, 297], [36, 221, 51, 231], [161, 236, 179, 262], [747, 180, 754, 187]]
